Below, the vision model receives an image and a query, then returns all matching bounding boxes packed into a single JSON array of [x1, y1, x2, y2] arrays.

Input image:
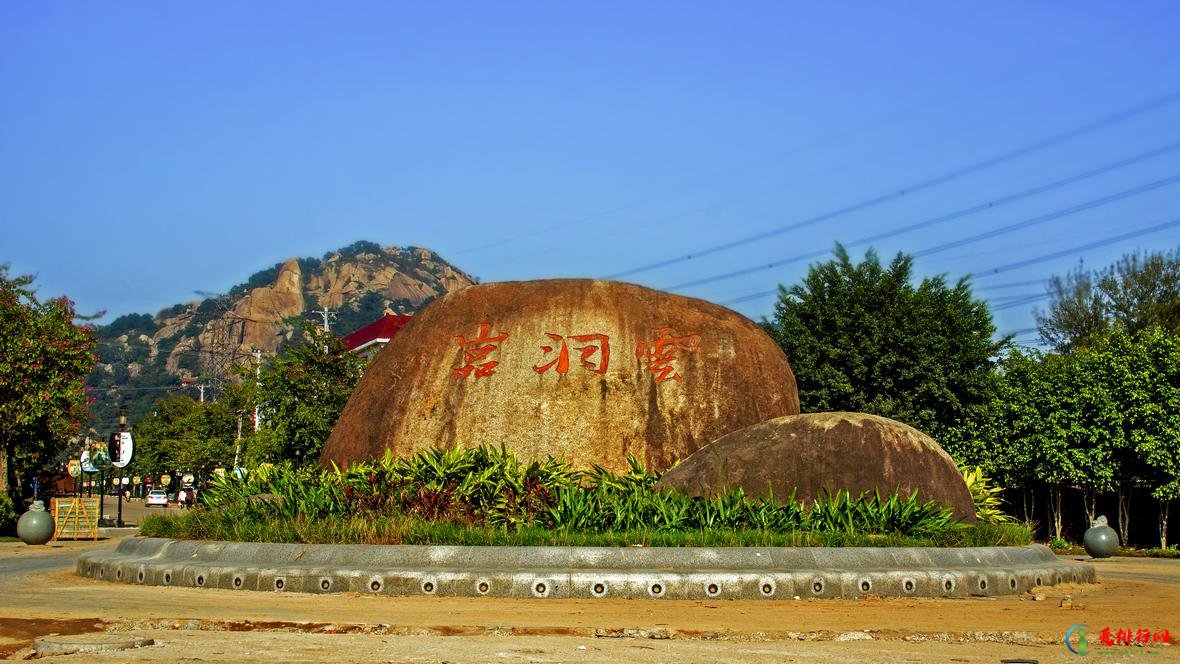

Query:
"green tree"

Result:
[[1038, 250, 1180, 352], [256, 323, 367, 462], [0, 266, 96, 509], [1084, 327, 1180, 548], [131, 395, 236, 478], [763, 245, 1006, 442]]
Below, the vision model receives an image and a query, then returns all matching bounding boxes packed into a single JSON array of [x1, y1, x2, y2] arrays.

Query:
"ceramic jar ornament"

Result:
[[1083, 515, 1119, 558]]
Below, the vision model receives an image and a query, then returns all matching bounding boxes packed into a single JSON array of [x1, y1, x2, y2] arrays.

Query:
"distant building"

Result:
[[342, 312, 413, 359]]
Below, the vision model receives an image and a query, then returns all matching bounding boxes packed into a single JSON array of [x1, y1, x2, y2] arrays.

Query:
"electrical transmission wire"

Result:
[[720, 217, 1180, 306], [913, 174, 1180, 257], [668, 167, 1180, 291], [973, 216, 1180, 278], [602, 90, 1180, 280], [990, 293, 1052, 311]]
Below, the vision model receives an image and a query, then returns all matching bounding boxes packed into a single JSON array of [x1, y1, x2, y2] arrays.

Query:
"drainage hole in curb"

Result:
[[275, 579, 285, 590], [164, 573, 171, 584], [137, 571, 144, 583], [943, 579, 954, 592], [706, 583, 719, 596], [811, 579, 824, 594], [1035, 576, 1043, 586], [1009, 577, 1018, 590], [478, 581, 489, 594], [116, 569, 122, 580], [592, 583, 606, 596], [978, 578, 988, 591], [859, 580, 871, 592], [903, 579, 915, 593], [422, 581, 435, 594], [196, 575, 205, 587], [234, 577, 243, 588], [534, 582, 547, 595], [761, 583, 774, 596], [650, 583, 663, 596], [370, 580, 382, 592], [320, 579, 331, 591]]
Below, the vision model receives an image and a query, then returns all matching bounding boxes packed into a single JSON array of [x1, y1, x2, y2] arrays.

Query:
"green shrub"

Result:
[[196, 445, 972, 540], [0, 494, 17, 534], [960, 466, 1013, 524]]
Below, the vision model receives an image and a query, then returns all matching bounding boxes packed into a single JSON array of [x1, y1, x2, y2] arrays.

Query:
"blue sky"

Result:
[[3, 3, 1179, 344]]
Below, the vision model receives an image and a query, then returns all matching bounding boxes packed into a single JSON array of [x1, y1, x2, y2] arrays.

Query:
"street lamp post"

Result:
[[116, 405, 127, 528]]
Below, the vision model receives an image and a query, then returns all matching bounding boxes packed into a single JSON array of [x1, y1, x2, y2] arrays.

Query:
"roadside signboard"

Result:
[[80, 449, 97, 473], [161, 475, 172, 486], [110, 432, 134, 468], [67, 459, 81, 478], [89, 441, 112, 471]]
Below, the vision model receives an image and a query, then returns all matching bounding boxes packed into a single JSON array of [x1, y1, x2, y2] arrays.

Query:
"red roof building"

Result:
[[343, 313, 413, 358]]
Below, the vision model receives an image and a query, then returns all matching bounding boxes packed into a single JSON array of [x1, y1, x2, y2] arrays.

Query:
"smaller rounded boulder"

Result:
[[656, 412, 976, 522]]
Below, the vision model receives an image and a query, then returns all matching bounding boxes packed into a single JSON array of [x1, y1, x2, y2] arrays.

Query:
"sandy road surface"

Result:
[[1, 538, 1176, 662]]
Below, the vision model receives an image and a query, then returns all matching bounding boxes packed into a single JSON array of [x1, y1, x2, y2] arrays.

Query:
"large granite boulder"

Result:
[[320, 279, 800, 472], [655, 412, 976, 522]]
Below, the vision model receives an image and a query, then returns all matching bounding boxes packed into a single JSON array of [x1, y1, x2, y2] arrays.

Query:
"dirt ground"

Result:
[[1, 538, 1177, 662]]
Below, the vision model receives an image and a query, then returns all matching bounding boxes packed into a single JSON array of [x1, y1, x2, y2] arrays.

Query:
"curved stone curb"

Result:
[[77, 538, 1095, 600], [33, 635, 155, 656]]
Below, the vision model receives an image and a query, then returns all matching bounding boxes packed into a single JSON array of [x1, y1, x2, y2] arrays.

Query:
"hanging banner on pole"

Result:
[[110, 432, 134, 468], [80, 450, 97, 474]]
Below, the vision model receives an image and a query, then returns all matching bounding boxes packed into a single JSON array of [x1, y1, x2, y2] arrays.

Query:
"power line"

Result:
[[669, 168, 1180, 291], [603, 89, 1180, 280], [974, 216, 1180, 278], [991, 293, 1052, 311], [720, 217, 1180, 306], [975, 279, 1050, 292], [913, 174, 1180, 257]]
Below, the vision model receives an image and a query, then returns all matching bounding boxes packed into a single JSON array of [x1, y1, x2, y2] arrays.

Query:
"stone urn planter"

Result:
[[17, 500, 55, 545], [1083, 515, 1119, 558]]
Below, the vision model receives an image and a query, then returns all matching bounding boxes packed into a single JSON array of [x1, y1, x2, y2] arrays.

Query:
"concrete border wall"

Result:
[[77, 537, 1095, 600]]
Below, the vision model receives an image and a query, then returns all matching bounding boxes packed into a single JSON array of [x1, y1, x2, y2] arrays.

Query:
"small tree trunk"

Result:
[[1118, 486, 1131, 547], [0, 440, 10, 500], [1022, 487, 1033, 523], [1161, 500, 1171, 550], [1048, 486, 1064, 539], [1082, 487, 1096, 529]]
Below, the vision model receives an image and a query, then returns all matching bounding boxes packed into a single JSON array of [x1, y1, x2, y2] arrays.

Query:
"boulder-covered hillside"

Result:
[[87, 241, 475, 426]]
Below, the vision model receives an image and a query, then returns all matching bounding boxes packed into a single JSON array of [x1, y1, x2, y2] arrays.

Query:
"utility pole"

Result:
[[116, 405, 127, 528], [252, 349, 262, 433], [309, 306, 336, 332], [198, 383, 206, 403]]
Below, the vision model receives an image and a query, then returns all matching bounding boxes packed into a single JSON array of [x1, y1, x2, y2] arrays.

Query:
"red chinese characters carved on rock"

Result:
[[451, 322, 509, 378], [533, 333, 610, 375], [635, 327, 701, 382]]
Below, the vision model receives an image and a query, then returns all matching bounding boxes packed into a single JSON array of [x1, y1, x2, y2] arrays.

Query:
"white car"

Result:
[[145, 490, 170, 508]]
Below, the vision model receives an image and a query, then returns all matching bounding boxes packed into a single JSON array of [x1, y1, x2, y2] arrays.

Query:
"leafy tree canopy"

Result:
[[1038, 249, 1180, 352], [763, 244, 1006, 442], [0, 266, 96, 499]]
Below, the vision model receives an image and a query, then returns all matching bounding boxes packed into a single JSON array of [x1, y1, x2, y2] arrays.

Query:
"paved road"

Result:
[[3, 539, 1177, 662]]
